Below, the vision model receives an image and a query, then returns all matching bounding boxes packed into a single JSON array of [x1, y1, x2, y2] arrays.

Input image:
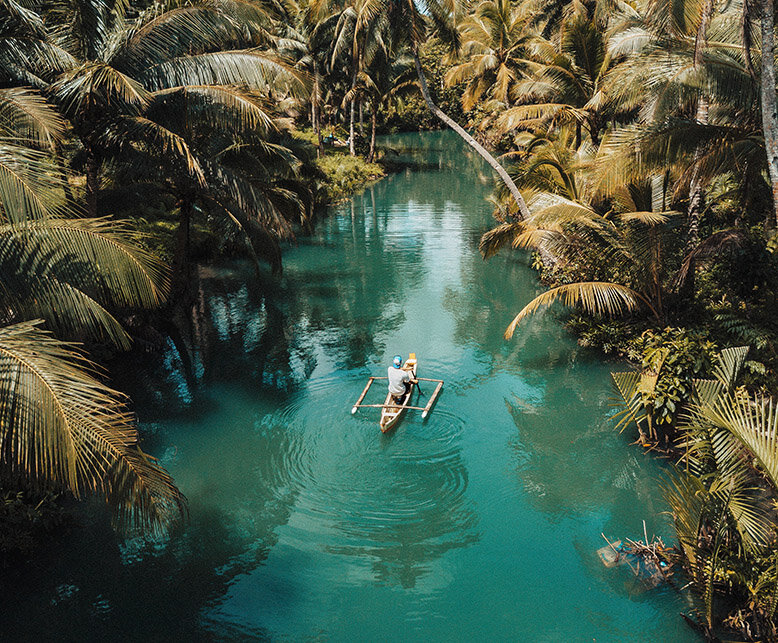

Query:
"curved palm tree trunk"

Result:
[[761, 0, 778, 227], [412, 50, 530, 220]]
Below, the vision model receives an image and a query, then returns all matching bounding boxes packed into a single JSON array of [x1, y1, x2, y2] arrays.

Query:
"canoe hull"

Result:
[[380, 358, 417, 433]]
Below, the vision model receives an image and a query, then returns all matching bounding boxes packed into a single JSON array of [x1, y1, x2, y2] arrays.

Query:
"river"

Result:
[[2, 131, 695, 641]]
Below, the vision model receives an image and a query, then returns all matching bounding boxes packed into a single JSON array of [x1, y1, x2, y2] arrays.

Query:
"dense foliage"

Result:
[[6, 0, 778, 636], [438, 0, 778, 637]]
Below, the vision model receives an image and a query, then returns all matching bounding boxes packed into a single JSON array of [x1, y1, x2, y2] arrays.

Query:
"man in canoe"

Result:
[[388, 355, 417, 402]]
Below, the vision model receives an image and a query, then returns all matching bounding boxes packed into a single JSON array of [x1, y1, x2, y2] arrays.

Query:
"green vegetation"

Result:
[[315, 153, 385, 201], [5, 0, 778, 634], [433, 0, 778, 636]]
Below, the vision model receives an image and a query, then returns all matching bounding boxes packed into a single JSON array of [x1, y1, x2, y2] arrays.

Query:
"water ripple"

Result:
[[252, 373, 477, 561]]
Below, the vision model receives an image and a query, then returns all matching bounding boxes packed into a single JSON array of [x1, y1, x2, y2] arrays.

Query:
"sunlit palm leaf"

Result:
[[712, 346, 749, 390], [140, 50, 308, 98], [504, 281, 645, 339], [0, 321, 186, 535], [611, 371, 645, 434], [0, 142, 69, 222], [0, 87, 65, 144], [704, 393, 778, 491]]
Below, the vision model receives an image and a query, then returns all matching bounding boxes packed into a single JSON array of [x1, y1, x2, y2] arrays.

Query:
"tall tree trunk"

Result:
[[53, 140, 75, 206], [359, 99, 364, 135], [681, 3, 714, 294], [173, 197, 193, 291], [312, 61, 323, 158], [84, 146, 100, 217], [413, 50, 530, 220], [349, 68, 357, 157], [761, 0, 778, 227], [368, 103, 377, 162]]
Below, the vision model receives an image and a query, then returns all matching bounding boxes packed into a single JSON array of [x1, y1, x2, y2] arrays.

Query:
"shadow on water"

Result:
[[3, 131, 696, 641]]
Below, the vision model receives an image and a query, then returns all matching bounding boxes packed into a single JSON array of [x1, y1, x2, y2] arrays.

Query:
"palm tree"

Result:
[[355, 0, 532, 218], [663, 348, 778, 637], [444, 0, 533, 111], [0, 84, 186, 534], [605, 0, 770, 268], [41, 0, 304, 218], [496, 3, 614, 148], [759, 0, 778, 227], [479, 134, 688, 336], [278, 0, 343, 156], [0, 321, 186, 536]]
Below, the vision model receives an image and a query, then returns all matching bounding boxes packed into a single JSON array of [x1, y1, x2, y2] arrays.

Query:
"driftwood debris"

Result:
[[599, 521, 673, 590]]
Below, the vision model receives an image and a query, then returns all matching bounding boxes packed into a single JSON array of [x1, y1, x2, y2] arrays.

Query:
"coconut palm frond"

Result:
[[149, 85, 278, 136], [140, 49, 308, 98], [0, 217, 168, 311], [504, 281, 645, 339], [103, 116, 206, 186], [705, 394, 778, 491], [618, 210, 675, 225], [55, 62, 150, 116], [478, 220, 523, 258], [0, 142, 69, 222], [675, 229, 745, 289], [0, 87, 65, 144], [0, 321, 186, 534], [611, 371, 646, 434], [4, 277, 132, 348], [104, 445, 188, 537]]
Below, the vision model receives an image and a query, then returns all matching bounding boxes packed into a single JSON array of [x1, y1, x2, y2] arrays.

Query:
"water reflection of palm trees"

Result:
[[116, 131, 491, 413], [0, 416, 301, 640]]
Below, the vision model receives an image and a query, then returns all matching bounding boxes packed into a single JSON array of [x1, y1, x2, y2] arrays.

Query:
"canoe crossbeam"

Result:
[[353, 403, 429, 411], [351, 376, 444, 418]]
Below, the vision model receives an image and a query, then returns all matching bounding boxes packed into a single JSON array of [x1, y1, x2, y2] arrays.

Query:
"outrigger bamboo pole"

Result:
[[352, 378, 375, 414], [354, 404, 429, 411], [421, 381, 444, 419]]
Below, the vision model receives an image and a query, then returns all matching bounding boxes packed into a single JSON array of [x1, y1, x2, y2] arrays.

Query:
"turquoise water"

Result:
[[2, 132, 695, 641]]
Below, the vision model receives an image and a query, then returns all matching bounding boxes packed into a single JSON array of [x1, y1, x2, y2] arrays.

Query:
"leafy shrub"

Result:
[[0, 489, 69, 563], [634, 327, 718, 428], [315, 153, 385, 202]]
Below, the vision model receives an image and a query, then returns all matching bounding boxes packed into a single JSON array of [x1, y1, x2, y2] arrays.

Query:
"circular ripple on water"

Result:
[[243, 372, 477, 552], [300, 390, 471, 546]]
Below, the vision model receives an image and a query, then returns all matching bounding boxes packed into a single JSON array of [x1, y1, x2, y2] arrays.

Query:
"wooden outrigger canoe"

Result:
[[379, 355, 417, 433], [350, 353, 444, 433]]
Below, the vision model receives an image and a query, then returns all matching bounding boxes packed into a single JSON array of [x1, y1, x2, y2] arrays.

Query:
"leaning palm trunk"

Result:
[[412, 50, 530, 220], [761, 0, 778, 227]]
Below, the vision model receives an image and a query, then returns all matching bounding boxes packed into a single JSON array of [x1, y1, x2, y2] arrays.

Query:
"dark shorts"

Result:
[[393, 381, 411, 402]]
